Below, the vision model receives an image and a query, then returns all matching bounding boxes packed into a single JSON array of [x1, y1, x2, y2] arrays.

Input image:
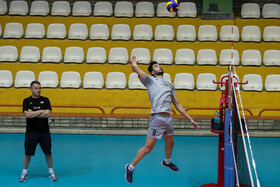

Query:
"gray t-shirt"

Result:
[[140, 74, 176, 114]]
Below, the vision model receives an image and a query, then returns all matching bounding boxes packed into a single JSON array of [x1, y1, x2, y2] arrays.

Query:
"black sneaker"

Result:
[[161, 160, 179, 172], [125, 164, 133, 184]]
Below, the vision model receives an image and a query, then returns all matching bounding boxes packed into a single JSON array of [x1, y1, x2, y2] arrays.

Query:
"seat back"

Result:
[[83, 72, 104, 89], [20, 46, 40, 62], [86, 47, 107, 64]]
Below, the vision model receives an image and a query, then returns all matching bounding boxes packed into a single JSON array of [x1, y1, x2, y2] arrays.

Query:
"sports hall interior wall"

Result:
[[0, 1, 279, 135]]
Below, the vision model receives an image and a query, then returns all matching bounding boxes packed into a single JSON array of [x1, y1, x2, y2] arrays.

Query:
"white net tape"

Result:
[[227, 62, 261, 186]]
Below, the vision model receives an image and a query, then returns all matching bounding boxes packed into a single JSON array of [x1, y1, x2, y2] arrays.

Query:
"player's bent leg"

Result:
[[125, 136, 157, 184], [132, 136, 157, 166]]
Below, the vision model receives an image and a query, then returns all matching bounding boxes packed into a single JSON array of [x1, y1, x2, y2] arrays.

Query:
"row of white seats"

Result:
[[241, 3, 280, 19], [0, 1, 197, 18], [0, 70, 279, 92], [0, 45, 279, 66], [1, 23, 280, 42]]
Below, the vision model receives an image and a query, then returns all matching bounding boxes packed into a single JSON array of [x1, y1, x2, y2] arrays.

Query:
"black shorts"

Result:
[[25, 133, 52, 156]]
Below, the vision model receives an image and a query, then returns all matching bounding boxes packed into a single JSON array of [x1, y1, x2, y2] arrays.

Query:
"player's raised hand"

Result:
[[130, 56, 137, 64]]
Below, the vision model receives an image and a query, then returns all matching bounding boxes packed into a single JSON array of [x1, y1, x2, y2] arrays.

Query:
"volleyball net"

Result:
[[226, 65, 261, 187]]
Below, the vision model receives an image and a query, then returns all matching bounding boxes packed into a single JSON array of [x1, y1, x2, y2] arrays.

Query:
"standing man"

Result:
[[19, 81, 57, 182], [125, 57, 199, 184]]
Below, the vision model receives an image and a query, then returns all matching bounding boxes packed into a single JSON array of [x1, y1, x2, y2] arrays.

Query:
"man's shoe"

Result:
[[19, 172, 28, 182], [49, 171, 57, 181], [125, 164, 133, 184], [161, 160, 179, 172]]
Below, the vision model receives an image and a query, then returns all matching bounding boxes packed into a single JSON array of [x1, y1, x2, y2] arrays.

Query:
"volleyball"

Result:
[[166, 0, 180, 13]]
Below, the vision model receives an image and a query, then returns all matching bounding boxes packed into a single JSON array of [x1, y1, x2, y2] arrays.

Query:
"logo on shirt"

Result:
[[40, 101, 44, 104]]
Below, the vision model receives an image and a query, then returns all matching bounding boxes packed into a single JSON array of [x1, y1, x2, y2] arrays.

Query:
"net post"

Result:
[[224, 109, 235, 187]]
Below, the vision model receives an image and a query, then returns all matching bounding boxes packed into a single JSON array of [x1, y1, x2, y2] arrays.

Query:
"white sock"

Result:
[[48, 168, 54, 173], [128, 164, 135, 171], [22, 169, 27, 174], [165, 158, 171, 164]]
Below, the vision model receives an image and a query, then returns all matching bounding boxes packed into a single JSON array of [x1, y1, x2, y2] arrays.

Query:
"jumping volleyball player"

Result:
[[125, 57, 199, 184]]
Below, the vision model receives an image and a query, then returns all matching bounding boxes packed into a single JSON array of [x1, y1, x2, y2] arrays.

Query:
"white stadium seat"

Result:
[[153, 48, 173, 65], [128, 72, 146, 89], [20, 46, 40, 63], [90, 24, 109, 40], [47, 23, 67, 39], [174, 73, 195, 90], [163, 73, 172, 83], [114, 1, 133, 17], [51, 1, 71, 16], [196, 73, 217, 91], [68, 23, 88, 40], [133, 24, 153, 41], [83, 72, 104, 89], [241, 3, 260, 18], [262, 3, 280, 18], [60, 71, 81, 88], [177, 2, 197, 17], [108, 47, 129, 64], [14, 71, 35, 88], [93, 1, 113, 17], [135, 2, 154, 17], [155, 25, 174, 41], [30, 1, 50, 16], [263, 26, 280, 42], [106, 72, 127, 89], [198, 25, 218, 41], [219, 74, 240, 91], [111, 24, 131, 41], [38, 71, 59, 88], [241, 26, 261, 42], [175, 48, 195, 65], [130, 48, 151, 64], [0, 1, 8, 15], [72, 1, 92, 16], [197, 49, 217, 65], [25, 23, 45, 39], [3, 22, 24, 39], [263, 50, 280, 66], [176, 25, 196, 42], [86, 47, 107, 64], [265, 74, 280, 91], [242, 74, 263, 91], [0, 70, 13, 87], [219, 25, 240, 42], [241, 50, 262, 66], [219, 49, 240, 66], [64, 47, 84, 63], [157, 2, 176, 17], [42, 47, 62, 63], [0, 46, 18, 62], [9, 1, 28, 16]]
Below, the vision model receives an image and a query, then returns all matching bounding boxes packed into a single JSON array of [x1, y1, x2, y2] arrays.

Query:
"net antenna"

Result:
[[230, 25, 261, 187]]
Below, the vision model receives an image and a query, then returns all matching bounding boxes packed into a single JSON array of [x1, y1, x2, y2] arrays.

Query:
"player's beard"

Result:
[[155, 70, 164, 76]]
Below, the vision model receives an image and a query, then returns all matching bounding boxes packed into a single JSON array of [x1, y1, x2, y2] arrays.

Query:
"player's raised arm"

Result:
[[130, 56, 146, 79]]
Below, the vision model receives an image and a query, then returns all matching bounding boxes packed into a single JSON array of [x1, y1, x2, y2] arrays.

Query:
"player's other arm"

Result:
[[172, 96, 199, 131], [131, 56, 146, 79]]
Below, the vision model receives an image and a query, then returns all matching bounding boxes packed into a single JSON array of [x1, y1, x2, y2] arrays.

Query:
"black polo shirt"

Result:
[[22, 96, 52, 133]]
